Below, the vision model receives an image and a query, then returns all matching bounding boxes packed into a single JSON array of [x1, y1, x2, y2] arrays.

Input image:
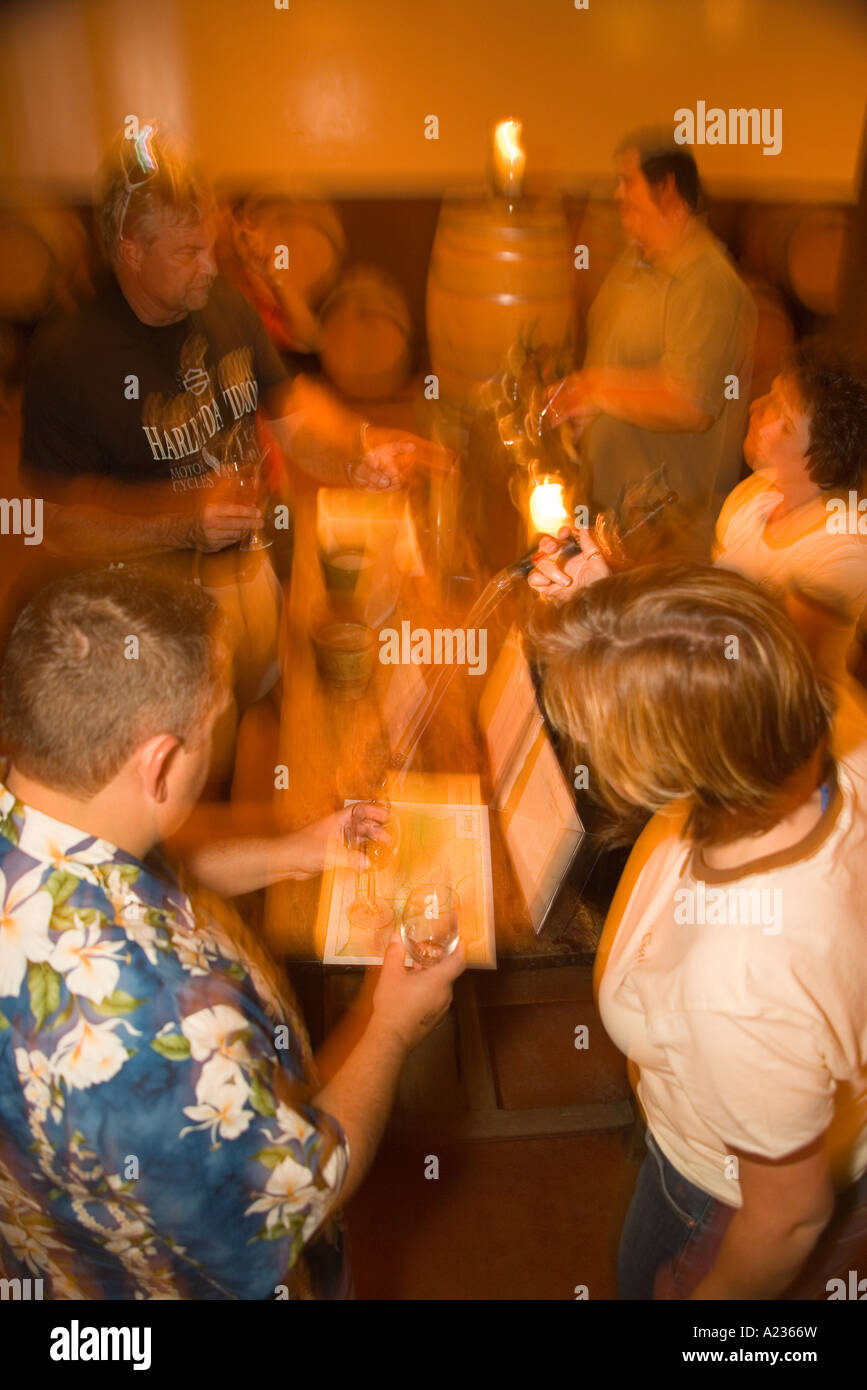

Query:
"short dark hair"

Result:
[[784, 339, 867, 491], [0, 569, 222, 797], [616, 127, 703, 213]]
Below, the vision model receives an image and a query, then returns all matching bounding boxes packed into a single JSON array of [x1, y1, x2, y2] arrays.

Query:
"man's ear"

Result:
[[137, 734, 182, 805], [116, 235, 144, 273], [658, 172, 682, 216]]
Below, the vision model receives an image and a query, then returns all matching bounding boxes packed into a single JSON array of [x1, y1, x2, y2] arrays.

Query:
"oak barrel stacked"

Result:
[[738, 204, 853, 317], [318, 264, 414, 400], [736, 203, 853, 398], [242, 197, 346, 312], [0, 203, 93, 387], [426, 196, 575, 444]]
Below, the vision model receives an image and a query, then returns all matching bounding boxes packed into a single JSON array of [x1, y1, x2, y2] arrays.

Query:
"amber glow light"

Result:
[[529, 477, 569, 536], [493, 120, 526, 199]]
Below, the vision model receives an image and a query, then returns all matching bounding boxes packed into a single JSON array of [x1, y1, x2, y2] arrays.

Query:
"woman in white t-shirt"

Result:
[[714, 342, 867, 694], [529, 565, 867, 1299], [532, 341, 867, 699]]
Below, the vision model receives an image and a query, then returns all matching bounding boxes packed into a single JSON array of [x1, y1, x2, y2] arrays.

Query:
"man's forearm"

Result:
[[182, 833, 312, 896], [591, 367, 714, 432], [165, 803, 287, 897], [313, 1017, 408, 1207], [45, 497, 192, 558], [27, 469, 198, 559], [689, 1208, 829, 1299], [265, 375, 362, 486]]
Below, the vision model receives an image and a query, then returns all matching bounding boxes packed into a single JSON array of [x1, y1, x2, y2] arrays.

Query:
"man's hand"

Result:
[[545, 364, 714, 434], [278, 802, 392, 880], [528, 526, 611, 600], [541, 370, 602, 430], [185, 476, 262, 552], [350, 426, 454, 492], [265, 375, 456, 490], [310, 933, 466, 1206], [370, 933, 467, 1051]]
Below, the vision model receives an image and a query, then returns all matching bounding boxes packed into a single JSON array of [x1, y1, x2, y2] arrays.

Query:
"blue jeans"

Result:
[[619, 1129, 867, 1300], [618, 1130, 721, 1300]]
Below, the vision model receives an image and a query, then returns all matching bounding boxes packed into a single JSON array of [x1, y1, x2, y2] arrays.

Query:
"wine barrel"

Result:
[[0, 205, 91, 320], [787, 210, 852, 316], [738, 204, 852, 316], [0, 211, 55, 319], [0, 322, 20, 383], [737, 204, 801, 280], [318, 264, 414, 401], [426, 196, 575, 441], [241, 197, 346, 309], [742, 275, 795, 400]]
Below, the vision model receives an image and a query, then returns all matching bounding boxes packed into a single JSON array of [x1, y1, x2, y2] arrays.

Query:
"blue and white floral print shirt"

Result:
[[0, 770, 349, 1299]]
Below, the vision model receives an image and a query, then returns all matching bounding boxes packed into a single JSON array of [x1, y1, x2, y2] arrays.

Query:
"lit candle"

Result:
[[529, 477, 569, 536], [493, 120, 526, 200]]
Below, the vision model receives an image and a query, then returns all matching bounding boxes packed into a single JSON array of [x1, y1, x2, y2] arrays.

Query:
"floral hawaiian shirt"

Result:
[[0, 769, 349, 1299]]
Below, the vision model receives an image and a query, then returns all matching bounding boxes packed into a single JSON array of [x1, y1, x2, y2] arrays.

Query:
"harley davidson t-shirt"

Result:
[[22, 274, 291, 496]]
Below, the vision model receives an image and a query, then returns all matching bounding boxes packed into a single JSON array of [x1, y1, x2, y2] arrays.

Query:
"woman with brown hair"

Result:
[[529, 565, 867, 1299], [533, 341, 867, 702]]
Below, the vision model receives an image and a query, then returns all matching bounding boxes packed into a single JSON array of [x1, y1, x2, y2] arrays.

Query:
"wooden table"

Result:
[[264, 474, 632, 1139]]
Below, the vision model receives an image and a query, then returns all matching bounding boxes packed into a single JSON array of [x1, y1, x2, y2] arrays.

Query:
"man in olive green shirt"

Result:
[[546, 134, 757, 531]]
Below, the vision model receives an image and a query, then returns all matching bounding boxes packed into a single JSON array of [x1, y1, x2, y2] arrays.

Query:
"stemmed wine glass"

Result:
[[400, 882, 461, 966], [237, 447, 273, 552], [221, 423, 272, 553], [341, 801, 401, 953]]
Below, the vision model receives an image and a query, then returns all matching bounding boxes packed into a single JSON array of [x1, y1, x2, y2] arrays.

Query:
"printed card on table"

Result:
[[318, 799, 496, 968]]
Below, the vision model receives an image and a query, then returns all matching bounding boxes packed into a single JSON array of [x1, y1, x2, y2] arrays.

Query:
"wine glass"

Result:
[[341, 801, 400, 953], [400, 882, 461, 966], [237, 449, 273, 552]]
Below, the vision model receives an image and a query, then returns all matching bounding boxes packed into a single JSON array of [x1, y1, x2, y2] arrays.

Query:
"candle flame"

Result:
[[494, 120, 524, 164], [493, 120, 526, 198], [529, 478, 569, 536]]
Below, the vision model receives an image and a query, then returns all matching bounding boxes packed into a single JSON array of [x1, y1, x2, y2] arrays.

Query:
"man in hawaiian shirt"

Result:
[[0, 569, 464, 1299]]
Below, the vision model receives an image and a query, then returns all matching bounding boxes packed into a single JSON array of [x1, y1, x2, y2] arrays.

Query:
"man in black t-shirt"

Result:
[[23, 123, 440, 557], [20, 125, 444, 756], [25, 270, 288, 485]]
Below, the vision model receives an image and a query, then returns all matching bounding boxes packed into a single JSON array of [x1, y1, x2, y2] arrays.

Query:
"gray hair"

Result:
[[96, 125, 214, 262]]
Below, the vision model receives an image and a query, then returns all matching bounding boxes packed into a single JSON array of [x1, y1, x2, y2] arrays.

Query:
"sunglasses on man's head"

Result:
[[117, 124, 159, 242]]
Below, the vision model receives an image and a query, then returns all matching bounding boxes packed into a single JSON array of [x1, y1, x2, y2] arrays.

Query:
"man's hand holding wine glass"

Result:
[[371, 931, 467, 1051]]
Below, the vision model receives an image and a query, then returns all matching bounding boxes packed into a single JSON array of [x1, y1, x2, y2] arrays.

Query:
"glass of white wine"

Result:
[[237, 452, 272, 552], [342, 801, 400, 949], [400, 882, 460, 966]]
